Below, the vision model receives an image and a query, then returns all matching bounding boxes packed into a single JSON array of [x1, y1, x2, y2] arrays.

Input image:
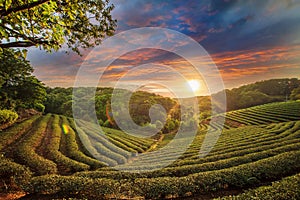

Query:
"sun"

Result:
[[187, 79, 201, 92]]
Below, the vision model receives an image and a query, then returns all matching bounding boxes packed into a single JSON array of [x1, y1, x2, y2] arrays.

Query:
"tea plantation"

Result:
[[0, 101, 300, 199]]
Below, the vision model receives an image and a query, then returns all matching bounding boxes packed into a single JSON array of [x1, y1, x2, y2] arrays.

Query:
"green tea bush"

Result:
[[133, 150, 300, 199], [218, 173, 300, 200], [25, 175, 120, 199], [0, 156, 32, 192], [34, 103, 45, 113]]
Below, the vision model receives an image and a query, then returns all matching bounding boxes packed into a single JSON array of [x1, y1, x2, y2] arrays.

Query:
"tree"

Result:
[[0, 49, 33, 109], [164, 119, 176, 133], [290, 87, 300, 100], [0, 49, 46, 109], [14, 76, 46, 109], [0, 0, 116, 54], [44, 87, 72, 114]]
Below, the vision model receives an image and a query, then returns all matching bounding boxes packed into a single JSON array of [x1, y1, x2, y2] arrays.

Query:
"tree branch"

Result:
[[0, 0, 50, 17], [0, 40, 52, 48], [0, 24, 34, 42], [0, 41, 35, 48]]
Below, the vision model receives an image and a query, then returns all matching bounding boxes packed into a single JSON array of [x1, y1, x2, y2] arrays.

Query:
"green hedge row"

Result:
[[175, 121, 299, 167], [77, 120, 136, 156], [43, 115, 90, 174], [75, 125, 117, 167], [14, 114, 58, 175], [221, 101, 300, 127], [75, 141, 300, 179], [133, 150, 300, 199], [0, 115, 40, 150], [174, 136, 300, 168], [24, 175, 120, 199], [189, 123, 285, 157], [203, 125, 299, 159], [60, 117, 107, 169], [192, 121, 299, 158], [24, 150, 300, 199], [105, 134, 138, 153], [67, 117, 102, 157], [103, 127, 153, 147], [78, 120, 151, 152], [107, 133, 145, 153], [93, 142, 127, 165], [217, 173, 300, 200], [76, 121, 132, 164], [0, 156, 32, 192]]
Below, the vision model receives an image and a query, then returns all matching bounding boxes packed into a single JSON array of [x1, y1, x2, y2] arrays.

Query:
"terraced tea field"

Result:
[[0, 101, 300, 199]]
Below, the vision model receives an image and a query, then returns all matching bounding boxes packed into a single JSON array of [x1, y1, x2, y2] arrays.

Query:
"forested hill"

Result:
[[217, 78, 300, 111], [184, 78, 300, 119]]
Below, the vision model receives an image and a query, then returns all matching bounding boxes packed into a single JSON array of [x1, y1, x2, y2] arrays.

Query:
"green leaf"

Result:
[[0, 0, 116, 55], [22, 49, 28, 58], [5, 0, 12, 10]]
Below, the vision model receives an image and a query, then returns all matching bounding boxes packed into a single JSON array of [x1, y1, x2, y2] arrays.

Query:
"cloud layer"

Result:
[[27, 0, 300, 97]]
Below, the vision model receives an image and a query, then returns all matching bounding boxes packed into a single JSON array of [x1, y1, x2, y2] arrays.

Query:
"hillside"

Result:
[[44, 87, 178, 131], [176, 78, 300, 124], [206, 101, 300, 130], [215, 78, 300, 111], [0, 101, 299, 199]]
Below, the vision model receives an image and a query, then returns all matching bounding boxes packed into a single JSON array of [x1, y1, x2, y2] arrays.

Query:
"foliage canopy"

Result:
[[0, 49, 46, 109], [0, 0, 116, 54]]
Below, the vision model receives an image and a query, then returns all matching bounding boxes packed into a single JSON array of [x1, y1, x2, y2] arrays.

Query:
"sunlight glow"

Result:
[[187, 79, 201, 92]]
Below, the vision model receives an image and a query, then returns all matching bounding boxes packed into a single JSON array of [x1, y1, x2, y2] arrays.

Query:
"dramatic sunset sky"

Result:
[[28, 0, 300, 97]]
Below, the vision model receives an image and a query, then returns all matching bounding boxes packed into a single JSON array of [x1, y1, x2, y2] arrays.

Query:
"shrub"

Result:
[[25, 175, 120, 199], [44, 115, 90, 173], [34, 103, 45, 113], [218, 173, 300, 200], [0, 109, 18, 127]]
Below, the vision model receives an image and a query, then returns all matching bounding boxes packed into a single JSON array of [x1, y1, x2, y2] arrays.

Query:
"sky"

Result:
[[28, 0, 300, 97]]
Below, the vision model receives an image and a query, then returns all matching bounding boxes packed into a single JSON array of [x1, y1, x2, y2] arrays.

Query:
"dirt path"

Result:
[[36, 116, 54, 157]]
